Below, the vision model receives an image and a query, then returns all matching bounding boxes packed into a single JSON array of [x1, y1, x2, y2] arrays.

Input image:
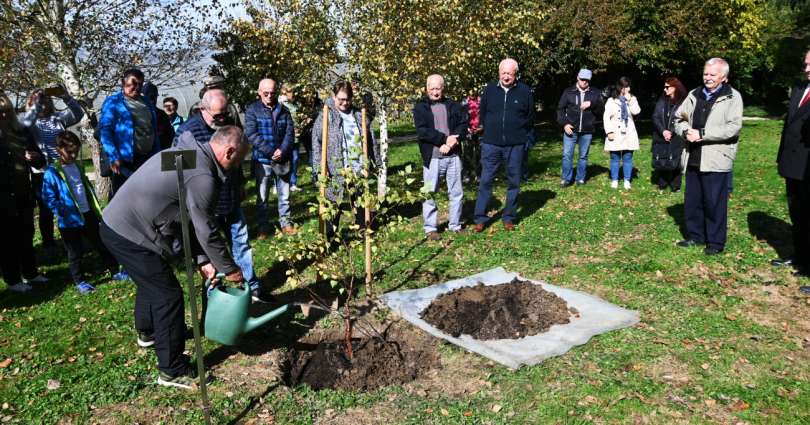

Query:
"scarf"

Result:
[[619, 96, 629, 126]]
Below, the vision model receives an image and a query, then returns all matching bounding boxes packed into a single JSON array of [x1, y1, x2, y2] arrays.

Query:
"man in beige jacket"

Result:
[[674, 57, 743, 255]]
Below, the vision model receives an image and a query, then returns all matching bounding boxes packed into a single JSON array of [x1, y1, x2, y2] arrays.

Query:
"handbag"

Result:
[[652, 142, 681, 171]]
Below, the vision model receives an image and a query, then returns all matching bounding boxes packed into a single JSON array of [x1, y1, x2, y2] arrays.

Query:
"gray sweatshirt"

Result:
[[102, 131, 238, 273]]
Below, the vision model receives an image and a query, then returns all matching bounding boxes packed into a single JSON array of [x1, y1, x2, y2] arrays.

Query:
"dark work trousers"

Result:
[[31, 173, 55, 246], [0, 205, 39, 284], [684, 167, 731, 250], [474, 143, 524, 224], [100, 222, 188, 376], [656, 168, 682, 191], [60, 212, 118, 284], [786, 177, 810, 270]]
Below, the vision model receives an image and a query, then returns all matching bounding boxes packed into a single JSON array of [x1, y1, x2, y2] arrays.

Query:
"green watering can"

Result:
[[204, 278, 289, 346]]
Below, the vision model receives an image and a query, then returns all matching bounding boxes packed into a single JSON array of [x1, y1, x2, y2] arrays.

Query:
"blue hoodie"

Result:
[[99, 90, 160, 165]]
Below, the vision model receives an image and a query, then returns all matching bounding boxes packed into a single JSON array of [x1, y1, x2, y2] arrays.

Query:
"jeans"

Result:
[[561, 132, 593, 183], [256, 163, 292, 230], [474, 143, 523, 224], [609, 150, 634, 182], [216, 207, 260, 288], [290, 143, 299, 187], [422, 156, 464, 233]]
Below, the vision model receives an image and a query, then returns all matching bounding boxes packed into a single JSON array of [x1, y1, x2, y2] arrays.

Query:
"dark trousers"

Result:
[[474, 143, 523, 224], [656, 168, 682, 191], [61, 212, 118, 284], [31, 173, 55, 245], [110, 155, 149, 199], [684, 168, 731, 250], [1, 205, 38, 284], [100, 222, 188, 376], [462, 135, 482, 181], [786, 177, 810, 269]]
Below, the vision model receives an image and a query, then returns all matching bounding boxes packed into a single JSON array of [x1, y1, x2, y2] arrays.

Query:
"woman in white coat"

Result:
[[603, 77, 641, 189]]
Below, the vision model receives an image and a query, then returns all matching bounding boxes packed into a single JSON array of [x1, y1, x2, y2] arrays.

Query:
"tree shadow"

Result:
[[747, 211, 793, 259], [226, 382, 280, 425], [666, 203, 687, 238]]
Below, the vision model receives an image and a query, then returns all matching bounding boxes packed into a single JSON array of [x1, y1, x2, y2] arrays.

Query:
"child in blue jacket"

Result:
[[41, 132, 129, 294]]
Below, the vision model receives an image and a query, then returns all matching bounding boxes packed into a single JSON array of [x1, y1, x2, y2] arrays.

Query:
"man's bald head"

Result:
[[498, 58, 519, 88], [210, 125, 249, 171], [200, 89, 229, 128], [426, 74, 445, 101], [258, 78, 278, 107]]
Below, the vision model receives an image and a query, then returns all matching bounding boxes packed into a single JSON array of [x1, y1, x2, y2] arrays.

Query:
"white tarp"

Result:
[[380, 267, 640, 369]]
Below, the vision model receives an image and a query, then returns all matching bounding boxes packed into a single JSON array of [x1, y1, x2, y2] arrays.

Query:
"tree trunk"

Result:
[[377, 103, 388, 197]]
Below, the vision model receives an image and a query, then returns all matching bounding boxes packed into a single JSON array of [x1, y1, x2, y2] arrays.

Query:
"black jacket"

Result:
[[778, 82, 810, 181], [413, 96, 468, 167], [556, 85, 603, 133], [651, 96, 684, 145], [479, 80, 535, 146]]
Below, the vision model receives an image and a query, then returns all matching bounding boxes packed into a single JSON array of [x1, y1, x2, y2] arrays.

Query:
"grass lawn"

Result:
[[1, 118, 808, 424]]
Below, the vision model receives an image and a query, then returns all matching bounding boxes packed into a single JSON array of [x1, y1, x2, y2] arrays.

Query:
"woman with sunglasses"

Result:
[[98, 68, 160, 195], [652, 77, 688, 192]]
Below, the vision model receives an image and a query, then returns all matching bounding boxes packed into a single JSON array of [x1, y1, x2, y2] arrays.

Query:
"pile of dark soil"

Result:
[[283, 327, 439, 391], [420, 278, 577, 340]]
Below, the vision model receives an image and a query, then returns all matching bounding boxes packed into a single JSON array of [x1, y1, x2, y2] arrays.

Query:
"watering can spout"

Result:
[[244, 304, 289, 334]]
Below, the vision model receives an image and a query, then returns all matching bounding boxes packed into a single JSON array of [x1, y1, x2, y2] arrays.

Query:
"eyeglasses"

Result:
[[204, 109, 227, 121]]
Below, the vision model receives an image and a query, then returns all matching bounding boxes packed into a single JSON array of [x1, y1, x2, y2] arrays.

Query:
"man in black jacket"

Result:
[[557, 68, 603, 187], [473, 59, 535, 232], [101, 126, 247, 389], [773, 49, 810, 283], [413, 74, 468, 240]]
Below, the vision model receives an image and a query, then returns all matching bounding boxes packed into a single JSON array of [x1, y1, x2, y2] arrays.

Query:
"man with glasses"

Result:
[[173, 89, 264, 301], [99, 68, 160, 195], [245, 78, 297, 237], [556, 68, 603, 188]]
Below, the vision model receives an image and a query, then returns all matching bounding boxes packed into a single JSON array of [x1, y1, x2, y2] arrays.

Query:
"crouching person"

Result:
[[100, 126, 246, 389], [41, 132, 128, 294]]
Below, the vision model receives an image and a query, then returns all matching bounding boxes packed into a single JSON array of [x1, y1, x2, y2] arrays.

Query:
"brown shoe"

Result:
[[281, 226, 297, 236], [503, 222, 515, 231], [473, 223, 485, 233], [427, 231, 441, 241]]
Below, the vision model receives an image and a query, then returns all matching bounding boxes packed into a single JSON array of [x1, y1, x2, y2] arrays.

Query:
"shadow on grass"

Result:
[[666, 203, 687, 238], [516, 189, 557, 224], [747, 211, 793, 259], [226, 382, 280, 425]]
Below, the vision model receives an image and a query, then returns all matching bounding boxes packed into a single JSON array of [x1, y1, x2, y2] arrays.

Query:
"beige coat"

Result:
[[603, 96, 641, 151], [673, 86, 743, 173]]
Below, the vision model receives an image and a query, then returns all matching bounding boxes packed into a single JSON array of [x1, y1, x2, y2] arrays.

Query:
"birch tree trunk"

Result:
[[377, 103, 388, 197]]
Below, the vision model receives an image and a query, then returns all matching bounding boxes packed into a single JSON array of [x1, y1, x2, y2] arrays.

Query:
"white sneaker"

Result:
[[290, 185, 301, 192], [24, 274, 49, 285], [7, 282, 32, 293], [610, 180, 619, 189], [624, 180, 632, 190]]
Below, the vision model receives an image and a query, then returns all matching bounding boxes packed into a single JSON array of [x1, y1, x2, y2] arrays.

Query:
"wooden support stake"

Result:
[[319, 104, 329, 238], [362, 108, 373, 295]]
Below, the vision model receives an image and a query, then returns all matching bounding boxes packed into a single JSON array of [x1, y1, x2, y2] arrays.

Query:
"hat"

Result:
[[203, 75, 226, 88], [577, 69, 592, 80]]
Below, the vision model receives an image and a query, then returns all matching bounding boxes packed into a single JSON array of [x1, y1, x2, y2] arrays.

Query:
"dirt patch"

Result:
[[419, 279, 575, 340], [283, 323, 440, 391]]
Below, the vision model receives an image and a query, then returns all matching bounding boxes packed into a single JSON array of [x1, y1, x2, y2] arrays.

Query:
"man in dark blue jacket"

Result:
[[473, 59, 535, 232], [244, 78, 296, 237], [413, 74, 468, 240]]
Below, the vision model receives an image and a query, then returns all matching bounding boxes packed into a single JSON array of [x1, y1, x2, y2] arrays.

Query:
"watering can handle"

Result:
[[204, 273, 249, 292]]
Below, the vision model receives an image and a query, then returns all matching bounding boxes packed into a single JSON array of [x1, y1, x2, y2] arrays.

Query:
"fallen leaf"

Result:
[[463, 411, 472, 417], [730, 400, 750, 412], [578, 395, 598, 407], [704, 399, 716, 407], [46, 380, 60, 390], [440, 408, 449, 416], [491, 404, 503, 413], [725, 314, 737, 321], [701, 363, 710, 370], [0, 359, 11, 369]]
